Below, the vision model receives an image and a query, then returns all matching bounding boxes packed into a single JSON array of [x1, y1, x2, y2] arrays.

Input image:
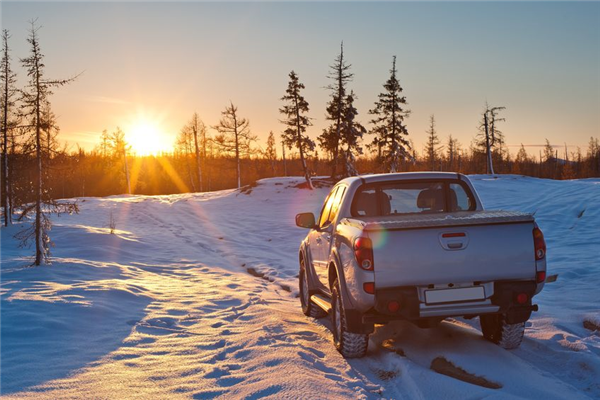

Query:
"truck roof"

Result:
[[339, 172, 464, 186]]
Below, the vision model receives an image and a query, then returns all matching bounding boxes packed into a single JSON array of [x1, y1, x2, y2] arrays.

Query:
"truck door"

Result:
[[310, 185, 346, 291]]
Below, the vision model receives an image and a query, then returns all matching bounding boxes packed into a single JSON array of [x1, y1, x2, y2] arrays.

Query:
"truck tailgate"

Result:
[[346, 212, 537, 288]]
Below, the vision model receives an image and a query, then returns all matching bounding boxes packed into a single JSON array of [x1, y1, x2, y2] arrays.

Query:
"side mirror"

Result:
[[295, 212, 316, 229]]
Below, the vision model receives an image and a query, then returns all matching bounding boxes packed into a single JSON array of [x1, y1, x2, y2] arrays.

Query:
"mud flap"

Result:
[[345, 309, 374, 334], [493, 281, 537, 323]]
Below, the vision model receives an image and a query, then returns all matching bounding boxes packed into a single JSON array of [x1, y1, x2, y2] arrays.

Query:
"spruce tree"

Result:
[[264, 131, 277, 176], [280, 71, 314, 189], [17, 21, 79, 265], [446, 135, 459, 171], [368, 56, 411, 173], [339, 91, 365, 176], [319, 42, 353, 178], [1, 29, 18, 226], [424, 115, 442, 171]]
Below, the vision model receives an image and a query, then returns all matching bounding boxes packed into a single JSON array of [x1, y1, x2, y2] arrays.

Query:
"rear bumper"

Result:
[[364, 281, 538, 325]]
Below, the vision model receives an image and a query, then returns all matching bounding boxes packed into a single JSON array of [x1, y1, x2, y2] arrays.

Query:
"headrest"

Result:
[[354, 192, 377, 216], [417, 189, 444, 210], [353, 191, 391, 216]]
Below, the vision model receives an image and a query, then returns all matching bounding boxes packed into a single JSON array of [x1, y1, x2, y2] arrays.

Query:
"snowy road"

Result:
[[1, 176, 599, 398]]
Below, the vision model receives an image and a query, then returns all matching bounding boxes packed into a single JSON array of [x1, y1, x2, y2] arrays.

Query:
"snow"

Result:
[[1, 175, 599, 398]]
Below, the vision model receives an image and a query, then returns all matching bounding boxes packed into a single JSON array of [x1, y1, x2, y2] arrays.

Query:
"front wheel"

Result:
[[480, 314, 525, 349], [331, 279, 369, 358]]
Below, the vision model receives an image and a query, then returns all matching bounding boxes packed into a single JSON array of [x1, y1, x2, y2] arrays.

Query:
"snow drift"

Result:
[[1, 175, 599, 399]]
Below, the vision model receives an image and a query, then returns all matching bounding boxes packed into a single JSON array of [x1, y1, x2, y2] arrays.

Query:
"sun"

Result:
[[127, 119, 170, 156]]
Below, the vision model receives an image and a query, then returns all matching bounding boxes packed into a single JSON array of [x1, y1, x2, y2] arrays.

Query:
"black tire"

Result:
[[480, 314, 525, 349], [299, 258, 327, 319], [331, 279, 369, 358]]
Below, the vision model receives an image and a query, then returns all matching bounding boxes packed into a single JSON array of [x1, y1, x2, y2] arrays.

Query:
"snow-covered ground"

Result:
[[1, 175, 599, 399]]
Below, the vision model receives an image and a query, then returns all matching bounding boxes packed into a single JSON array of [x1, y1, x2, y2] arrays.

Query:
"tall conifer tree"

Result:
[[424, 115, 442, 170], [17, 21, 78, 265], [1, 29, 18, 226], [339, 91, 365, 176], [280, 71, 314, 189], [368, 56, 411, 173], [264, 131, 277, 176], [319, 42, 353, 178]]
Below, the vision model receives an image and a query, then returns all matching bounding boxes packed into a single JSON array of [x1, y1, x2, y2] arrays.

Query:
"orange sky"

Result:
[[3, 2, 599, 158]]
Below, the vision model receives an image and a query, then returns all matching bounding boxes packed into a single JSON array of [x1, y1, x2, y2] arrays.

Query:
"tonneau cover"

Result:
[[341, 210, 534, 231]]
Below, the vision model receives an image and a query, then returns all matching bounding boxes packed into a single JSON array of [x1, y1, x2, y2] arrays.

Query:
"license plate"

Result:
[[425, 286, 485, 304]]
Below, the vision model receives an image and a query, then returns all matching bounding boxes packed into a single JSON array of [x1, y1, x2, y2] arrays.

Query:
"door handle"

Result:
[[316, 238, 322, 244], [448, 242, 463, 249]]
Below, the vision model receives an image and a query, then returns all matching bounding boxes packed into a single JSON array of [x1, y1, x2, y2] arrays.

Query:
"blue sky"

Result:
[[2, 1, 599, 157]]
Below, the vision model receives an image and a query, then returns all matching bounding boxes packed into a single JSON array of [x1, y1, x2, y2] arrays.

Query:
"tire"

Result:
[[331, 279, 369, 358], [480, 314, 525, 349], [299, 258, 327, 319]]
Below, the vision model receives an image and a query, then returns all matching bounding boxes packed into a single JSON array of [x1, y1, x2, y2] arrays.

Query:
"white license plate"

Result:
[[425, 287, 485, 304]]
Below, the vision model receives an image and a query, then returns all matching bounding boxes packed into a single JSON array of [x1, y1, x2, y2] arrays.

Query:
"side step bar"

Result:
[[311, 294, 332, 313]]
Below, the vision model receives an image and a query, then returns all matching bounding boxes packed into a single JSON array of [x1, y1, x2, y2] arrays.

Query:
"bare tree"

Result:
[[17, 20, 79, 265], [108, 127, 131, 194], [478, 104, 505, 175], [280, 71, 314, 189], [181, 112, 205, 192], [214, 102, 255, 189], [1, 29, 18, 226], [175, 125, 196, 191], [281, 136, 287, 177]]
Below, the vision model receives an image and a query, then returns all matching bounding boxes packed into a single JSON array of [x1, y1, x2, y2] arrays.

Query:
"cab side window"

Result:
[[448, 183, 475, 211], [318, 186, 346, 228], [328, 186, 346, 224], [318, 187, 339, 227]]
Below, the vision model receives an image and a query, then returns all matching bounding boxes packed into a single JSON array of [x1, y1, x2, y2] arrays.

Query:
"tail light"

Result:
[[533, 227, 546, 261], [354, 237, 374, 271]]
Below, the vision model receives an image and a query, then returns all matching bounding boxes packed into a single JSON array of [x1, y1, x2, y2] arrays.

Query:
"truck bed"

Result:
[[341, 210, 537, 288]]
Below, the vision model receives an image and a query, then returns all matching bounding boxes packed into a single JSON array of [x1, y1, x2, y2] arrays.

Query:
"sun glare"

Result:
[[127, 120, 170, 156]]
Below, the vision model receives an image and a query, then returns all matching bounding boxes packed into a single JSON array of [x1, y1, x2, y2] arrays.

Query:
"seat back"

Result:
[[417, 189, 445, 212]]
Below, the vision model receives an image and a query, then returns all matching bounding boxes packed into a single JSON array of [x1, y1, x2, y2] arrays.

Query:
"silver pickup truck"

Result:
[[295, 172, 547, 358]]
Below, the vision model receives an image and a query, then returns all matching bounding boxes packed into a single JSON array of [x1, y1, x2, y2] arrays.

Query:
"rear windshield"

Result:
[[351, 180, 476, 217]]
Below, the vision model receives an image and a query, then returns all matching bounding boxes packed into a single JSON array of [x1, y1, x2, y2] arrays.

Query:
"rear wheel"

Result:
[[299, 258, 327, 318], [480, 314, 525, 349], [331, 279, 369, 358]]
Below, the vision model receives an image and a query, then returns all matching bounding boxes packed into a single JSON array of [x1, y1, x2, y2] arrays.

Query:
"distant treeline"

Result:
[[4, 133, 600, 202]]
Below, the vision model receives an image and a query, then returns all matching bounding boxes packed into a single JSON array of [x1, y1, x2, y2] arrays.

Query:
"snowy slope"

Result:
[[1, 175, 599, 399]]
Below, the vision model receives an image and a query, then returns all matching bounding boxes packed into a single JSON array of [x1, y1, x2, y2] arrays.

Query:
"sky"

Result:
[[2, 1, 599, 157]]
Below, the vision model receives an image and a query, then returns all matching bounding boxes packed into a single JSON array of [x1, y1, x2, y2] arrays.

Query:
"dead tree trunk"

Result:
[[484, 113, 495, 175], [123, 148, 131, 194]]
